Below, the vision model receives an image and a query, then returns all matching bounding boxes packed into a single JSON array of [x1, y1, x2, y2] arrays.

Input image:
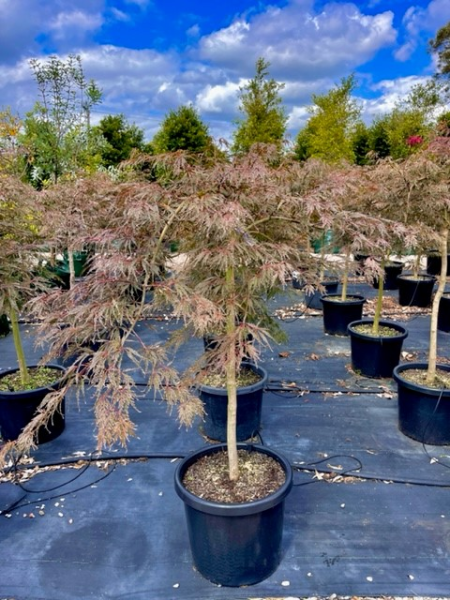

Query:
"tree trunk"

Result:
[[340, 250, 350, 301], [9, 306, 29, 387], [426, 229, 448, 385], [225, 264, 239, 481], [372, 258, 385, 335], [67, 248, 76, 290]]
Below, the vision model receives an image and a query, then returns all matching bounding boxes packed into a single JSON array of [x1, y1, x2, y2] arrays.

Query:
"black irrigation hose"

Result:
[[3, 442, 450, 516], [265, 384, 392, 395]]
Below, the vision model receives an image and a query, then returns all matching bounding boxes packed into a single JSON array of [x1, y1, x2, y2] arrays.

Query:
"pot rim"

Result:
[[347, 319, 408, 340], [0, 363, 67, 396], [198, 363, 268, 396], [397, 273, 436, 282], [321, 294, 366, 305], [174, 442, 293, 516], [393, 362, 450, 396]]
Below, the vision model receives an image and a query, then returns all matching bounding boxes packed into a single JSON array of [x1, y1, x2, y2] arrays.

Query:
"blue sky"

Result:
[[0, 0, 449, 142]]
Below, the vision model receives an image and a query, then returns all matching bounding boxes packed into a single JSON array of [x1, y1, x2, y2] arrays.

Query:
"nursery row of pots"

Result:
[[2, 140, 450, 588]]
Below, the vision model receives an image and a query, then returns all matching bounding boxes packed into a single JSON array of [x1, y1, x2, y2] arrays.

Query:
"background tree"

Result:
[[367, 118, 391, 159], [232, 58, 287, 154], [20, 54, 102, 186], [152, 105, 213, 154], [0, 107, 22, 174], [430, 21, 450, 82], [352, 122, 371, 165], [94, 114, 148, 167], [367, 81, 441, 160], [293, 75, 360, 163]]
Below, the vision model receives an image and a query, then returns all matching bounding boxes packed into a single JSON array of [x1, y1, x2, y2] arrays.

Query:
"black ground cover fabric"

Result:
[[1, 280, 450, 599]]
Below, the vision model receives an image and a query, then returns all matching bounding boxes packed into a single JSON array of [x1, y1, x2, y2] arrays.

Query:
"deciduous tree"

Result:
[[293, 75, 360, 163]]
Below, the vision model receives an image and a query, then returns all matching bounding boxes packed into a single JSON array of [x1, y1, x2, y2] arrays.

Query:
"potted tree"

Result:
[[346, 165, 414, 378], [348, 256, 409, 378], [318, 164, 384, 336], [169, 146, 323, 585], [389, 137, 450, 444], [0, 175, 66, 445], [12, 148, 329, 586]]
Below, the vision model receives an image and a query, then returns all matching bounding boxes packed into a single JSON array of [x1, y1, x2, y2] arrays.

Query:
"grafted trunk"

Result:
[[225, 264, 239, 481], [427, 229, 448, 385], [340, 250, 350, 301], [9, 306, 29, 387]]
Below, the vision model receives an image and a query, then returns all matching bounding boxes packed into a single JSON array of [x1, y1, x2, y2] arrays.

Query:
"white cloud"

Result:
[[196, 81, 241, 114], [186, 24, 201, 38], [49, 10, 103, 39], [362, 75, 431, 119], [396, 0, 450, 61], [197, 1, 396, 80]]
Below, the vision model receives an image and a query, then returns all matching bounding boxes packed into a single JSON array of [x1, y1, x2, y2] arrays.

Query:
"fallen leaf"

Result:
[[278, 351, 290, 358]]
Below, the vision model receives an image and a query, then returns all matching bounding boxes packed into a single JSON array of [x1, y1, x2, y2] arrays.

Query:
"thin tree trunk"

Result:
[[372, 258, 385, 335], [340, 250, 350, 301], [10, 306, 29, 387], [67, 248, 76, 290], [225, 264, 239, 481], [426, 229, 448, 385]]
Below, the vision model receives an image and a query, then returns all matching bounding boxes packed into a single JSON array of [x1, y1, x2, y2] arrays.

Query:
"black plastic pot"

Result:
[[0, 364, 66, 443], [438, 294, 450, 333], [393, 363, 450, 445], [174, 443, 293, 587], [372, 261, 403, 291], [320, 294, 365, 336], [199, 364, 267, 442], [0, 314, 10, 337], [348, 319, 408, 378], [426, 253, 450, 276], [397, 274, 435, 308], [304, 279, 340, 310]]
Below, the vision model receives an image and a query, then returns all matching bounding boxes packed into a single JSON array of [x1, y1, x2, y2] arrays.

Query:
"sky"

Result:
[[0, 0, 449, 144]]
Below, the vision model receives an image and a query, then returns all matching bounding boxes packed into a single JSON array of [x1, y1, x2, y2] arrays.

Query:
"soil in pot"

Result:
[[174, 443, 293, 587], [397, 274, 435, 308], [320, 294, 365, 336], [198, 364, 267, 442], [438, 293, 450, 333], [0, 365, 66, 443], [348, 319, 408, 378], [393, 363, 450, 445]]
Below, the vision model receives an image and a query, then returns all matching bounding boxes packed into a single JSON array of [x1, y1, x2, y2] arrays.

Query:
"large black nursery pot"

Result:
[[426, 252, 450, 276], [0, 364, 66, 443], [320, 294, 365, 336], [174, 443, 293, 587], [348, 319, 408, 378], [372, 261, 403, 291], [393, 363, 450, 445], [0, 315, 10, 337], [303, 279, 339, 310], [397, 274, 435, 308], [438, 293, 450, 333], [291, 273, 339, 309], [199, 363, 267, 442]]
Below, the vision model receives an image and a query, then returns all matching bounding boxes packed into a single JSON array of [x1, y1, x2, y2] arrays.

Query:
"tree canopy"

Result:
[[232, 58, 287, 154], [293, 75, 360, 163], [152, 105, 213, 154], [94, 114, 148, 167], [430, 21, 450, 81]]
